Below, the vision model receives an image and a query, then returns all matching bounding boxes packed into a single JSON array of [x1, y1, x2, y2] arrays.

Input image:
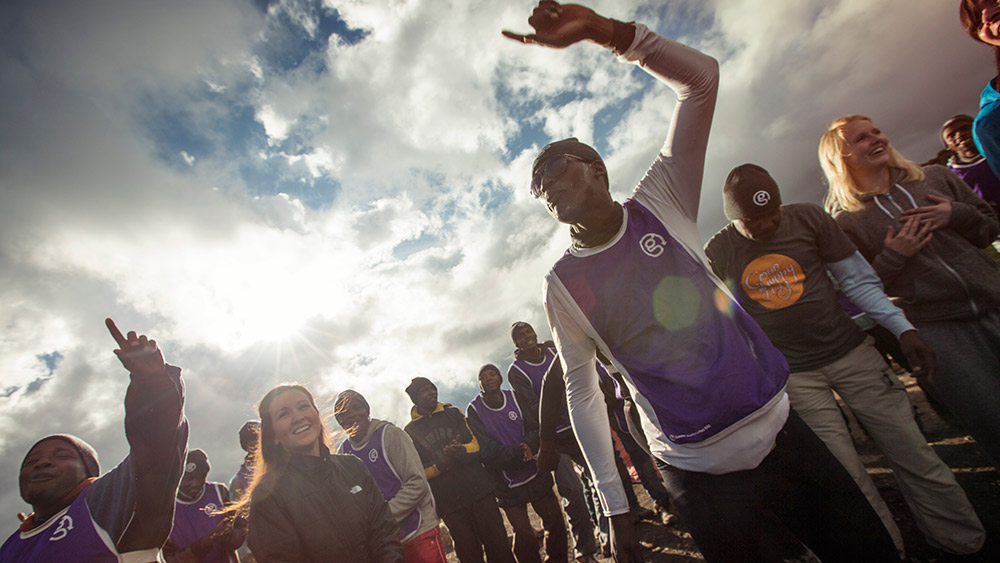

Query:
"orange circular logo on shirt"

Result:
[[740, 254, 805, 310]]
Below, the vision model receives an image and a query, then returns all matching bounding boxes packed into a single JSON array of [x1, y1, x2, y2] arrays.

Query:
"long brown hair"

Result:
[[960, 0, 1000, 76], [229, 383, 330, 516]]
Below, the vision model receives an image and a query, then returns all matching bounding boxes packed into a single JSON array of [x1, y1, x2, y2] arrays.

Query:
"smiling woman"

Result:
[[239, 383, 405, 562]]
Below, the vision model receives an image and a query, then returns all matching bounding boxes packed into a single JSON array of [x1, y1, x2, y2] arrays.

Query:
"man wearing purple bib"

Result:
[[164, 449, 244, 563], [467, 364, 568, 563], [1, 319, 188, 563], [505, 2, 897, 561], [335, 390, 446, 563]]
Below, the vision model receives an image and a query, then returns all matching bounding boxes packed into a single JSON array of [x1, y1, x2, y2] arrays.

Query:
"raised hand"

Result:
[[106, 318, 166, 377], [883, 218, 932, 257], [901, 194, 953, 231], [502, 1, 613, 49]]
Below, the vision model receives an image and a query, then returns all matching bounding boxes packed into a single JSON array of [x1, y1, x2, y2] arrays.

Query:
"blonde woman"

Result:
[[819, 115, 1000, 470]]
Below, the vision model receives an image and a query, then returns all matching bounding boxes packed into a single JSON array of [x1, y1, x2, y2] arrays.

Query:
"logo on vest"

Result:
[[741, 253, 805, 310], [753, 190, 770, 206], [49, 515, 73, 542], [508, 411, 518, 421], [368, 448, 379, 463], [639, 233, 666, 257], [202, 503, 219, 514]]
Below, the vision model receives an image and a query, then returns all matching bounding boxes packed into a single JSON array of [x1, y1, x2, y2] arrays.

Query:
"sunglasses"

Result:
[[531, 153, 588, 198]]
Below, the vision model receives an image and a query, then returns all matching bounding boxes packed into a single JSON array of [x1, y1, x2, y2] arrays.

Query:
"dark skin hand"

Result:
[[899, 329, 936, 383], [536, 439, 560, 472]]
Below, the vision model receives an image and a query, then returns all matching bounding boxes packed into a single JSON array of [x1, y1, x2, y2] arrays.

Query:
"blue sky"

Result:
[[0, 0, 994, 518]]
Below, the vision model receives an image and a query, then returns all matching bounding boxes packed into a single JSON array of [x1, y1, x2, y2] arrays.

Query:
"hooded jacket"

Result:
[[403, 403, 494, 517], [247, 447, 403, 563], [832, 165, 1000, 323]]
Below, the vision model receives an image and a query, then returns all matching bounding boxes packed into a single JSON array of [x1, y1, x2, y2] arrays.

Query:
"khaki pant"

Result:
[[787, 338, 985, 555]]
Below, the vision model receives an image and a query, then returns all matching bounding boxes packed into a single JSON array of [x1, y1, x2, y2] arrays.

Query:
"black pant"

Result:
[[655, 410, 898, 563], [441, 493, 516, 563]]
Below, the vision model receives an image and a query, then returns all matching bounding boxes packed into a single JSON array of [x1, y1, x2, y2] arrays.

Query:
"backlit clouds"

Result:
[[0, 0, 990, 518]]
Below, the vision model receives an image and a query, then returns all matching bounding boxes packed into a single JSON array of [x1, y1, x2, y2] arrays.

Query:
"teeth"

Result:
[[292, 425, 311, 435]]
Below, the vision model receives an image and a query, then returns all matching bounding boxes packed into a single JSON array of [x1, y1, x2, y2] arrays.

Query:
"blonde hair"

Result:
[[818, 115, 925, 213]]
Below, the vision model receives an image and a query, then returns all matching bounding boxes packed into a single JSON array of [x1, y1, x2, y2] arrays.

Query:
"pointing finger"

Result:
[[106, 318, 128, 349], [502, 30, 534, 44]]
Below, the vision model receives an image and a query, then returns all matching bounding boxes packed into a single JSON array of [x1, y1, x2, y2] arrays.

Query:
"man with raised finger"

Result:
[[1, 319, 189, 562]]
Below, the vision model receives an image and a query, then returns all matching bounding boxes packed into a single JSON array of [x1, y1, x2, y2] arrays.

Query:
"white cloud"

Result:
[[0, 0, 991, 521]]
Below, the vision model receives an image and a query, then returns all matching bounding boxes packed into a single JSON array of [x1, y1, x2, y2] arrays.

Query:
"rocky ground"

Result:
[[443, 370, 999, 562]]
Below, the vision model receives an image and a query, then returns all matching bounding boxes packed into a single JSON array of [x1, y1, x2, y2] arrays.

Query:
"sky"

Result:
[[0, 0, 993, 518]]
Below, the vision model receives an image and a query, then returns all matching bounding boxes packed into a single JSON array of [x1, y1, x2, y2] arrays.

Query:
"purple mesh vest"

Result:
[[468, 391, 539, 488], [510, 349, 572, 433], [340, 425, 422, 542], [171, 483, 236, 563], [1, 487, 120, 562], [551, 199, 788, 444]]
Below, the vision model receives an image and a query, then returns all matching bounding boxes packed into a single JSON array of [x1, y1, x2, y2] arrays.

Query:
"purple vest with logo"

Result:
[[340, 425, 422, 542], [510, 349, 572, 433], [0, 487, 119, 563], [171, 483, 236, 563], [551, 199, 788, 444], [468, 391, 539, 488]]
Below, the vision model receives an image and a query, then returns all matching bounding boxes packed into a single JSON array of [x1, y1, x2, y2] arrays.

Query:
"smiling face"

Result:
[[268, 388, 322, 457], [841, 119, 890, 180], [734, 208, 783, 242], [19, 439, 88, 509], [334, 398, 371, 439], [973, 0, 1000, 46], [943, 120, 981, 161], [513, 324, 538, 352], [478, 367, 503, 394]]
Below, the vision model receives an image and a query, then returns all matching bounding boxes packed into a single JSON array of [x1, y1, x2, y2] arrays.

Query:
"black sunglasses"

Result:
[[531, 153, 588, 198]]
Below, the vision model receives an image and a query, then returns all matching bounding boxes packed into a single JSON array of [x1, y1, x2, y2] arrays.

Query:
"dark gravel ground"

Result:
[[443, 370, 999, 562]]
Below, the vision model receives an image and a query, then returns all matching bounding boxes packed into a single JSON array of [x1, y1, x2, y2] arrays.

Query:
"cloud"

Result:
[[0, 0, 991, 520]]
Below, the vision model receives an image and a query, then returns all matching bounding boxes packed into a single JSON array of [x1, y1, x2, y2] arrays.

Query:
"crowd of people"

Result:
[[5, 1, 1000, 562]]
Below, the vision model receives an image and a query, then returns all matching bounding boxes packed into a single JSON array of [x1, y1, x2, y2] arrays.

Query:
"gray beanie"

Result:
[[334, 389, 370, 416], [723, 163, 782, 221], [23, 434, 100, 478]]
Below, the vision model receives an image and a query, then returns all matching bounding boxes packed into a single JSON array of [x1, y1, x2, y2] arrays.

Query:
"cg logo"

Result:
[[185, 462, 197, 473], [639, 233, 666, 258], [508, 411, 518, 421], [49, 515, 73, 542], [369, 449, 379, 463], [203, 503, 219, 514], [753, 190, 770, 206]]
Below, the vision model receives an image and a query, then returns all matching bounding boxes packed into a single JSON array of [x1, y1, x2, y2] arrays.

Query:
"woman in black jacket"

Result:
[[245, 383, 404, 562]]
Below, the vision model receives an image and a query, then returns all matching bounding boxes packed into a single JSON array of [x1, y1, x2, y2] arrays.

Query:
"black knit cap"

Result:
[[723, 163, 782, 221], [532, 138, 604, 183], [405, 377, 435, 403], [334, 389, 370, 415], [23, 434, 100, 478]]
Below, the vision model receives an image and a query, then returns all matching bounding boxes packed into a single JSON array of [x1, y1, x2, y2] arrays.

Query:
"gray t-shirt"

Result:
[[705, 203, 864, 371]]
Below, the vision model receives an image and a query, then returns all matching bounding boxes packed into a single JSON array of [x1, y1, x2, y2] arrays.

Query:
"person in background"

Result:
[[942, 114, 1000, 210], [1, 319, 188, 562], [335, 390, 447, 563], [403, 377, 515, 563], [244, 383, 403, 562], [705, 163, 984, 557], [506, 2, 899, 560], [165, 449, 244, 563], [467, 364, 568, 563], [820, 114, 1000, 468], [229, 421, 259, 503]]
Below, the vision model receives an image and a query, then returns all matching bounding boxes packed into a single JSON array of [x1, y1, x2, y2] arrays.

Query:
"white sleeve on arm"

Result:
[[624, 24, 719, 225], [544, 276, 629, 516], [828, 251, 914, 338]]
